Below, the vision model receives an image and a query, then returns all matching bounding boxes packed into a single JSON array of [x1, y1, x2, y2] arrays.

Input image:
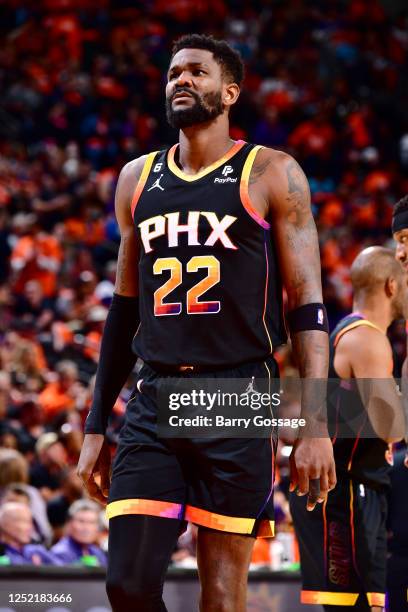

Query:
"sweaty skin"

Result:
[[78, 46, 335, 612]]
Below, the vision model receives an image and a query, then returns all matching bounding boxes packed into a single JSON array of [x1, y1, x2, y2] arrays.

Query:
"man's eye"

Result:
[[194, 69, 205, 76]]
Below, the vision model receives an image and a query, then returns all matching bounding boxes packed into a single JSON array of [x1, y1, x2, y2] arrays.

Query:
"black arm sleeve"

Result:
[[84, 293, 140, 435]]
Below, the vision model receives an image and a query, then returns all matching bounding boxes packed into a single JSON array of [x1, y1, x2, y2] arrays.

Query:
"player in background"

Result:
[[77, 34, 335, 611], [291, 246, 406, 612], [387, 195, 408, 611], [393, 193, 408, 426]]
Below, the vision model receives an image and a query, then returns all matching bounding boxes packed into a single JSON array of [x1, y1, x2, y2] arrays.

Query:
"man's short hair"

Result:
[[1, 483, 30, 503], [350, 246, 403, 297], [0, 448, 29, 488], [68, 499, 100, 519], [393, 194, 408, 217], [171, 34, 244, 86]]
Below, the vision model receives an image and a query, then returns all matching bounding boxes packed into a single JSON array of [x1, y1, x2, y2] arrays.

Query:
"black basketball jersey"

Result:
[[130, 139, 286, 368], [328, 313, 391, 489]]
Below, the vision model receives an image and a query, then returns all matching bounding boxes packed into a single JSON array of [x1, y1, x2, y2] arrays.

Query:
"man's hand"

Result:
[[77, 434, 111, 505], [289, 437, 336, 511]]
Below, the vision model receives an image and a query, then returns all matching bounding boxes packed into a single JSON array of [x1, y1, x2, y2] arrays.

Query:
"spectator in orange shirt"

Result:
[[10, 214, 62, 298], [63, 202, 106, 248], [288, 111, 336, 160], [38, 360, 81, 421]]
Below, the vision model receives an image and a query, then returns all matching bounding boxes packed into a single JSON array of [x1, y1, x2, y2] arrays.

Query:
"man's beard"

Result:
[[392, 293, 405, 321], [166, 88, 224, 129]]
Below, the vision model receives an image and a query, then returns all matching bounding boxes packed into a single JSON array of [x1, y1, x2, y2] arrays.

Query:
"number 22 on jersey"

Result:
[[153, 255, 220, 316]]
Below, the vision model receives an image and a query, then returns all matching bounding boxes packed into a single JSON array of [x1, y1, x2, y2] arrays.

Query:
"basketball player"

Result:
[[291, 246, 407, 611], [77, 34, 335, 611], [393, 194, 408, 389], [388, 195, 408, 611]]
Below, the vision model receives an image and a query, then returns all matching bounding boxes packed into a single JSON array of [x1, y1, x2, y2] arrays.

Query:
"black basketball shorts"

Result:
[[107, 356, 278, 538], [290, 475, 387, 607]]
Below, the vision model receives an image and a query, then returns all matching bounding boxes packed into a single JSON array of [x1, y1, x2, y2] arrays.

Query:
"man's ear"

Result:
[[223, 83, 240, 108], [385, 276, 397, 298]]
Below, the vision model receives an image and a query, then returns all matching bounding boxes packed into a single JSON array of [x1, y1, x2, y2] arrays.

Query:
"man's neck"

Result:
[[352, 300, 391, 334], [178, 120, 234, 175]]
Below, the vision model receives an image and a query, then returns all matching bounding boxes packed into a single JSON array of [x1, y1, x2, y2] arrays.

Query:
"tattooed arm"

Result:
[[77, 158, 145, 504], [249, 149, 336, 509], [268, 154, 327, 363], [114, 157, 146, 295]]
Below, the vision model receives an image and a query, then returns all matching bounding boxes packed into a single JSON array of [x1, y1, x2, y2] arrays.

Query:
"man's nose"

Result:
[[175, 71, 193, 88]]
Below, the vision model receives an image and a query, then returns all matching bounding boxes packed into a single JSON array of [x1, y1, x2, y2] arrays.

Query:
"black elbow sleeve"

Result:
[[84, 293, 140, 435]]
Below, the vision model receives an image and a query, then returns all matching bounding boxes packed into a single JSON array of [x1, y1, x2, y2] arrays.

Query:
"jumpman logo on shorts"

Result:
[[242, 376, 257, 395], [147, 174, 165, 191]]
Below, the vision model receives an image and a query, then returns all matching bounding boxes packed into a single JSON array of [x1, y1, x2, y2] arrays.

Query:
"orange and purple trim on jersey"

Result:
[[331, 393, 341, 445], [333, 318, 383, 348], [167, 139, 246, 182], [257, 519, 275, 538], [366, 592, 385, 607], [106, 498, 183, 521], [106, 499, 274, 538], [185, 505, 253, 533], [347, 430, 362, 472], [334, 313, 391, 372], [240, 145, 271, 230], [263, 242, 273, 354], [349, 480, 358, 575], [131, 151, 159, 218], [322, 496, 328, 576], [301, 591, 359, 605], [185, 505, 275, 538], [301, 590, 385, 606], [255, 360, 275, 527]]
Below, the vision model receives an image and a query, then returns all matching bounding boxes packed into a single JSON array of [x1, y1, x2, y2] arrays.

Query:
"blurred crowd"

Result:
[[0, 0, 407, 566]]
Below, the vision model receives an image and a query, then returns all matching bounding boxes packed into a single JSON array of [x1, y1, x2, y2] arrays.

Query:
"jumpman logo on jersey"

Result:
[[148, 174, 165, 191], [242, 376, 258, 395]]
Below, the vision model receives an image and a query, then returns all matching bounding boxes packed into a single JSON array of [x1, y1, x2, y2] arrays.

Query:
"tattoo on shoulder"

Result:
[[287, 160, 305, 193], [282, 160, 321, 302], [285, 160, 311, 226], [249, 156, 272, 185]]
